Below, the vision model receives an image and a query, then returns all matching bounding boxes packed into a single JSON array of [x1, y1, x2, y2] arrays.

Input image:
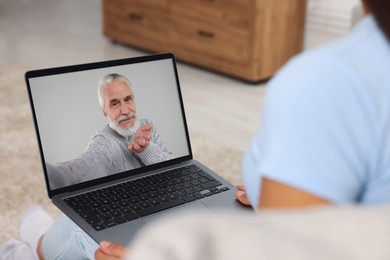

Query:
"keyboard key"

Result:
[[110, 196, 121, 202], [98, 206, 111, 213], [78, 198, 90, 205], [188, 167, 199, 174], [166, 187, 176, 193], [139, 201, 152, 208], [88, 195, 100, 201], [193, 192, 205, 199], [205, 175, 216, 181], [175, 184, 185, 190], [176, 191, 187, 197], [118, 187, 129, 194], [90, 201, 102, 208], [201, 181, 222, 190], [128, 198, 140, 205], [183, 176, 192, 181], [99, 199, 112, 206], [129, 204, 142, 211], [158, 196, 169, 203], [119, 193, 130, 200], [136, 198, 185, 217], [167, 193, 178, 200], [138, 188, 149, 194], [119, 200, 131, 207], [148, 186, 158, 191], [74, 205, 92, 213], [114, 216, 127, 224], [64, 197, 73, 203], [174, 177, 185, 184], [149, 199, 161, 206], [199, 172, 209, 178], [86, 216, 102, 225], [220, 187, 230, 192], [109, 203, 120, 210], [191, 180, 201, 186], [184, 188, 195, 194], [80, 210, 99, 219], [183, 182, 192, 188], [182, 195, 196, 202], [99, 213, 113, 220], [148, 192, 158, 199], [103, 220, 116, 228], [108, 190, 119, 196], [193, 186, 204, 192], [92, 223, 106, 231], [123, 213, 139, 221], [110, 210, 122, 217], [181, 169, 191, 175], [99, 193, 109, 199], [127, 185, 138, 191], [138, 195, 149, 201], [190, 173, 201, 179], [67, 200, 82, 208], [119, 207, 132, 214], [156, 190, 165, 196], [199, 177, 209, 183], [128, 190, 140, 197]]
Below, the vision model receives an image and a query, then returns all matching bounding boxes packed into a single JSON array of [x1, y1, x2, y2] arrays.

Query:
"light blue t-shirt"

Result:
[[243, 15, 390, 208]]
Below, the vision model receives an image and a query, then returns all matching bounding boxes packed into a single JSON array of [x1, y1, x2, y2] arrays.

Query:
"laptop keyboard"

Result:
[[63, 165, 230, 231]]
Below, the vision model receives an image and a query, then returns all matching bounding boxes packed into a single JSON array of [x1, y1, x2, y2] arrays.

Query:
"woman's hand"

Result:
[[95, 241, 129, 260], [236, 184, 252, 206]]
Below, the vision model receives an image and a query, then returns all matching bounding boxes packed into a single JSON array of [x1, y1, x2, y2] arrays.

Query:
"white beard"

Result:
[[108, 113, 140, 138]]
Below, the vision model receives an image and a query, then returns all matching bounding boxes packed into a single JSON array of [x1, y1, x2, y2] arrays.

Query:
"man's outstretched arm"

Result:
[[129, 123, 172, 165]]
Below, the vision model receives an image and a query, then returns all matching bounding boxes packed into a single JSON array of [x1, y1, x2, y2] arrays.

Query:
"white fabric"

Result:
[[19, 205, 53, 259], [127, 206, 390, 260], [0, 239, 35, 260]]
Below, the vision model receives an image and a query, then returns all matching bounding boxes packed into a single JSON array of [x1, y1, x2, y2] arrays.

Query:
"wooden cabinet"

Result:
[[103, 0, 306, 82]]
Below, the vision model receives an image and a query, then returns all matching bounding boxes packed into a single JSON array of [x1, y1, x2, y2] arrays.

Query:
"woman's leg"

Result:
[[41, 214, 99, 259]]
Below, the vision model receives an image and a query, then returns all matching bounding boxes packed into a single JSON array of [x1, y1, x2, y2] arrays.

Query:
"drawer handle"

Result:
[[197, 30, 215, 38], [128, 13, 143, 21]]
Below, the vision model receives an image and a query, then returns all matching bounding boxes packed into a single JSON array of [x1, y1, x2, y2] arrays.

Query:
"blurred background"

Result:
[[0, 0, 363, 149]]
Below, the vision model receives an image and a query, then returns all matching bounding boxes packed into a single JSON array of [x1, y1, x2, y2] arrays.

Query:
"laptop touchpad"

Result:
[[143, 202, 212, 224]]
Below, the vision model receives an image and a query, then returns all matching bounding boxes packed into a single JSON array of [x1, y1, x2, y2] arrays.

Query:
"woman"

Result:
[[238, 0, 390, 210], [95, 0, 390, 258]]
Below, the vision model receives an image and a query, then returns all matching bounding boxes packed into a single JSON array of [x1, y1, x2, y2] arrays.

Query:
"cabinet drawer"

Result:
[[104, 0, 169, 10], [170, 0, 254, 28], [170, 15, 251, 64], [104, 4, 171, 46]]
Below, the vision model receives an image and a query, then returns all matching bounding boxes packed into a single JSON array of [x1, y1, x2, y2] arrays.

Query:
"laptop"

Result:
[[25, 53, 250, 245]]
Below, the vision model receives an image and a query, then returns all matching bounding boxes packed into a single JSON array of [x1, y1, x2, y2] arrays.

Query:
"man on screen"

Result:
[[46, 73, 172, 189]]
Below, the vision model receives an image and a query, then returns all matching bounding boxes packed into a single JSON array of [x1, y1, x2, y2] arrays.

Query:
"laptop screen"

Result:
[[26, 53, 192, 195]]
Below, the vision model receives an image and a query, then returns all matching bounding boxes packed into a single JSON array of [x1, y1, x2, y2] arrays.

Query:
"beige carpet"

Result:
[[0, 65, 244, 244]]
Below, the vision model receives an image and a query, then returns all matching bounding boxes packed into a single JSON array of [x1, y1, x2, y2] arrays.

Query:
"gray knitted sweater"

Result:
[[47, 119, 172, 189]]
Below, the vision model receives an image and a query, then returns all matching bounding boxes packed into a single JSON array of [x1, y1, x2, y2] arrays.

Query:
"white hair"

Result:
[[97, 73, 132, 108], [108, 114, 140, 137]]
